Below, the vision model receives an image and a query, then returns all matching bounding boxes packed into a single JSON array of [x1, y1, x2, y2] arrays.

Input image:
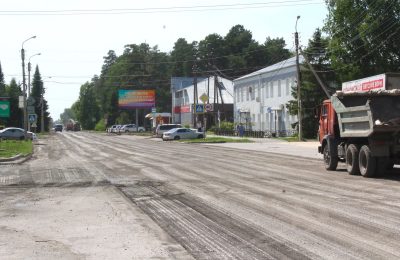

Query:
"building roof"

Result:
[[234, 56, 304, 82], [174, 76, 234, 104]]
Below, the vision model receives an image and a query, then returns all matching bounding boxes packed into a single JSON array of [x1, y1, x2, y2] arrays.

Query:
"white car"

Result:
[[162, 128, 204, 141], [120, 124, 145, 133]]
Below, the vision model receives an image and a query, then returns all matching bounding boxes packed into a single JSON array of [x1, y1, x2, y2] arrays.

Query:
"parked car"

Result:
[[162, 127, 204, 141], [155, 124, 182, 137], [54, 124, 63, 132], [27, 131, 38, 141], [0, 127, 27, 140], [108, 125, 121, 133], [120, 124, 145, 133]]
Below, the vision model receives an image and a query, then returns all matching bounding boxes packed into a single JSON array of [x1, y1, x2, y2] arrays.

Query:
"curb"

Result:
[[0, 152, 33, 164]]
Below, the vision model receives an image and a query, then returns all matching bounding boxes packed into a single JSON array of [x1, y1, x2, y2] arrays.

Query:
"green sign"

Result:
[[0, 100, 10, 118]]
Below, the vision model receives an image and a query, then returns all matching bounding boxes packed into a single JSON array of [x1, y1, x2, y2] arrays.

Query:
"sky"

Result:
[[0, 0, 328, 120]]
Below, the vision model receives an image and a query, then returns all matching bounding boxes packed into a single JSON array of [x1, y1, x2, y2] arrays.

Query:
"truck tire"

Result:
[[323, 144, 338, 171], [359, 145, 376, 177], [346, 144, 360, 175]]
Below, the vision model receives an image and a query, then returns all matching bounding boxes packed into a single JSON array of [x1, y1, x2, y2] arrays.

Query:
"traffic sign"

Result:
[[27, 105, 35, 114], [0, 100, 10, 118], [151, 107, 156, 113], [205, 103, 213, 112], [27, 96, 35, 106], [31, 122, 37, 128], [200, 93, 208, 103], [195, 104, 204, 113], [28, 114, 37, 124]]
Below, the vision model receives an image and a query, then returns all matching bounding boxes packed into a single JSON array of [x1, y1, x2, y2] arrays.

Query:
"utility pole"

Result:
[[192, 62, 198, 128], [27, 52, 41, 132], [40, 96, 44, 133], [21, 36, 36, 131], [295, 16, 302, 141]]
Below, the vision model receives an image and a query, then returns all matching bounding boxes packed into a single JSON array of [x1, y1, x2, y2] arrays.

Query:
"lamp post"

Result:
[[295, 16, 302, 141], [21, 35, 36, 131], [27, 53, 41, 132]]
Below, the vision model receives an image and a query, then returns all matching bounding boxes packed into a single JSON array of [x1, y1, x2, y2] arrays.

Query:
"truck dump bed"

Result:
[[331, 92, 400, 137]]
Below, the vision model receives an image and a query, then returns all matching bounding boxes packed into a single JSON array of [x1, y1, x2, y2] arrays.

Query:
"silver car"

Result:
[[0, 127, 27, 140], [162, 128, 204, 141], [120, 124, 145, 133]]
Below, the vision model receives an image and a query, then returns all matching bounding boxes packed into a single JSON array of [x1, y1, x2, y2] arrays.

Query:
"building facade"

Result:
[[171, 76, 234, 128], [233, 56, 303, 135]]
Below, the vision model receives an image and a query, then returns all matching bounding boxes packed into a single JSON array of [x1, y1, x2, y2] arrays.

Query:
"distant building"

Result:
[[171, 76, 234, 128], [233, 56, 303, 135]]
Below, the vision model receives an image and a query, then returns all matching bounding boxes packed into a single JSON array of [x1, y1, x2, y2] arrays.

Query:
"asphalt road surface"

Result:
[[1, 131, 400, 259]]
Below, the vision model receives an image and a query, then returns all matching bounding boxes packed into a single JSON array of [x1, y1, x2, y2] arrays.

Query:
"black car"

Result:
[[54, 124, 63, 132]]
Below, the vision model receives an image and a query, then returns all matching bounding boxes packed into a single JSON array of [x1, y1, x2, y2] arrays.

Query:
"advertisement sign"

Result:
[[0, 100, 10, 118], [342, 74, 386, 93], [118, 90, 155, 109]]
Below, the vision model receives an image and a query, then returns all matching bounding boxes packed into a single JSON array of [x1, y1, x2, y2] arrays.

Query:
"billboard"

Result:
[[118, 90, 155, 109], [342, 74, 386, 93], [0, 100, 10, 118]]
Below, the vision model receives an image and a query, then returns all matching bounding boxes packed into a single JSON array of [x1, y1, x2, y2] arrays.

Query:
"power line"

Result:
[[0, 1, 324, 16]]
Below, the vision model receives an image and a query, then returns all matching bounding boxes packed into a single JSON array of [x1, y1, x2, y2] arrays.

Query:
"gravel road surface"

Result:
[[1, 131, 400, 259]]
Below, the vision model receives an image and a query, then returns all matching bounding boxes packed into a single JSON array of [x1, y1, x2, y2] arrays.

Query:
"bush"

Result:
[[95, 120, 106, 131], [219, 121, 234, 131]]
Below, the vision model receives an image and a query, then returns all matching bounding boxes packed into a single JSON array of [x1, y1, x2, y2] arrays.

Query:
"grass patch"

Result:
[[181, 137, 253, 143], [0, 140, 33, 158]]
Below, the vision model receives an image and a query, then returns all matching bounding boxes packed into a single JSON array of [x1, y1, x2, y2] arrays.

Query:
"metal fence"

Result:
[[213, 129, 297, 138]]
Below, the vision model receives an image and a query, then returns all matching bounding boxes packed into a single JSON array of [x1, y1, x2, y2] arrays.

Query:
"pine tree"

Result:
[[30, 66, 50, 132], [0, 62, 5, 96], [5, 78, 23, 128]]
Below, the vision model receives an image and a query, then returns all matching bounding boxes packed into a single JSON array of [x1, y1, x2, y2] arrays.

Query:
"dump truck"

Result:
[[318, 73, 400, 177]]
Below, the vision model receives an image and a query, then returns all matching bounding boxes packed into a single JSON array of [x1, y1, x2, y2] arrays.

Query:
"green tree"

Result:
[[30, 66, 50, 132], [0, 62, 5, 96], [170, 38, 197, 77], [325, 0, 400, 82], [60, 108, 76, 125], [76, 82, 100, 130], [5, 78, 22, 128]]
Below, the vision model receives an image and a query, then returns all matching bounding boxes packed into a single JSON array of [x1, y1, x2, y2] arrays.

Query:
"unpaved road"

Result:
[[1, 132, 400, 259]]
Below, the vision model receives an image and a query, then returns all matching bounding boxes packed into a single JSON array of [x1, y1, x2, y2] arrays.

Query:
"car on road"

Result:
[[107, 125, 122, 133], [27, 131, 38, 141], [162, 127, 204, 141], [0, 127, 28, 140], [155, 124, 182, 137], [54, 124, 63, 132], [120, 124, 145, 133]]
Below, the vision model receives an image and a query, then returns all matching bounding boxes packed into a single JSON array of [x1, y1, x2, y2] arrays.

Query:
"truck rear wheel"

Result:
[[346, 144, 360, 175], [359, 145, 376, 177], [323, 144, 338, 171]]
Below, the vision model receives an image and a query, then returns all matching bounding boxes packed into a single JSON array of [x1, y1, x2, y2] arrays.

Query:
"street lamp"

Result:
[[295, 16, 302, 141], [21, 35, 37, 131]]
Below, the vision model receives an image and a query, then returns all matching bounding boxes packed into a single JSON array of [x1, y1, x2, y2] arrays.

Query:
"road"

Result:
[[1, 132, 400, 259]]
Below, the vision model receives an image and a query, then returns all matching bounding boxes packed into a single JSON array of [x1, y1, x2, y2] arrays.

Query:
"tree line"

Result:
[[0, 63, 50, 132], [63, 0, 400, 138]]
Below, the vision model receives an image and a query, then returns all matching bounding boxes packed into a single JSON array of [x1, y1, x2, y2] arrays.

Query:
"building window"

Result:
[[257, 85, 260, 101], [265, 82, 269, 98], [286, 78, 290, 96], [246, 87, 249, 101], [270, 82, 274, 98], [241, 87, 244, 102], [278, 80, 282, 97]]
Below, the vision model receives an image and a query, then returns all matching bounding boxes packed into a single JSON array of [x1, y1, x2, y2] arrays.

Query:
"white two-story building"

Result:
[[233, 56, 303, 135]]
